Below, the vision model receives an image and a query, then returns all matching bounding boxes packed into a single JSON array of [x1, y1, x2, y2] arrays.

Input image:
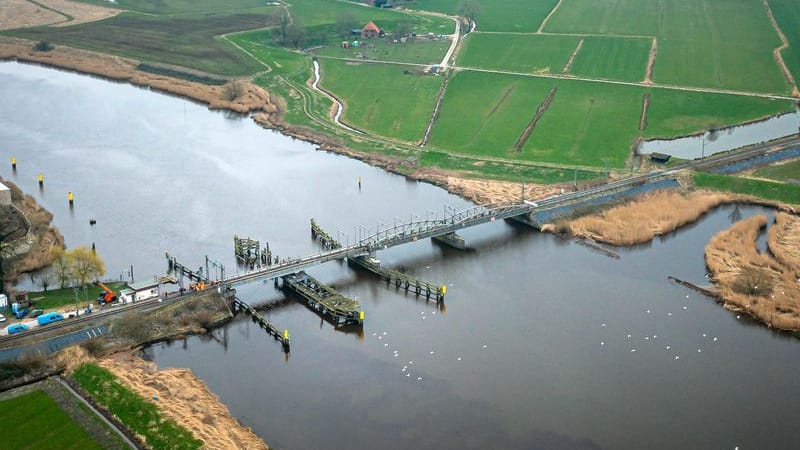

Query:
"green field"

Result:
[[643, 89, 793, 139], [411, 0, 559, 32], [419, 152, 602, 184], [8, 12, 270, 76], [544, 0, 791, 93], [770, 0, 800, 84], [315, 39, 450, 65], [22, 282, 126, 311], [0, 390, 103, 450], [753, 159, 800, 182], [568, 36, 651, 82], [457, 33, 579, 74], [72, 363, 202, 450], [76, 0, 271, 15], [320, 60, 443, 142], [428, 70, 554, 155], [694, 173, 800, 204]]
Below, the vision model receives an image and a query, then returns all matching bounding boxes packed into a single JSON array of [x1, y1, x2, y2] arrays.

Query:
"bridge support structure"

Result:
[[282, 272, 364, 326], [231, 296, 290, 353], [348, 256, 446, 303], [505, 212, 541, 229], [432, 232, 466, 249]]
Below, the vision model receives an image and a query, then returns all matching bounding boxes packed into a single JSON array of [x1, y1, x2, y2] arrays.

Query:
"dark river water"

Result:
[[2, 61, 799, 450]]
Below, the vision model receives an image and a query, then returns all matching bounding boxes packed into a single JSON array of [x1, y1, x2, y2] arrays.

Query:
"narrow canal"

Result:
[[2, 62, 799, 450]]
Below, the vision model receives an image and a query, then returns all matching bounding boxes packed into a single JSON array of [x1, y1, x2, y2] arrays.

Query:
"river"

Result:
[[2, 61, 799, 450]]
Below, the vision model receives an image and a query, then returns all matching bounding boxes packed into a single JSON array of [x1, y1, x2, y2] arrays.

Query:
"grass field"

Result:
[[544, 0, 790, 94], [8, 12, 270, 76], [568, 36, 651, 82], [694, 173, 800, 204], [76, 0, 271, 15], [72, 363, 202, 450], [410, 0, 559, 32], [428, 70, 554, 155], [23, 282, 126, 311], [0, 390, 103, 450], [522, 79, 643, 167], [642, 90, 794, 139], [753, 159, 800, 182], [319, 60, 443, 142], [419, 151, 601, 184], [457, 33, 579, 74], [315, 38, 450, 65], [770, 0, 800, 84]]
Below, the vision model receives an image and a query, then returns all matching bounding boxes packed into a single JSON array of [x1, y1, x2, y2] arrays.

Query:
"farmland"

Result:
[[568, 36, 651, 82], [770, 0, 800, 83], [457, 33, 580, 74], [319, 59, 443, 142], [410, 0, 559, 32], [315, 38, 450, 65], [753, 159, 800, 182]]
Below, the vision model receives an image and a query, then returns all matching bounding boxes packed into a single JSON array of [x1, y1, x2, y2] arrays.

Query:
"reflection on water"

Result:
[[638, 110, 800, 159], [3, 62, 800, 450]]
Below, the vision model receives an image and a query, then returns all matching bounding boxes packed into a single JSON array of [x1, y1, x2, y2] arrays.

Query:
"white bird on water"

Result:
[[675, 356, 680, 360], [713, 337, 718, 342]]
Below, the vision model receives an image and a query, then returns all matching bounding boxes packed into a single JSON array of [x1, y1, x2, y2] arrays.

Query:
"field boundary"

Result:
[[644, 38, 657, 84], [513, 85, 557, 152], [763, 0, 799, 97], [562, 37, 584, 73], [537, 0, 563, 34], [639, 92, 650, 131]]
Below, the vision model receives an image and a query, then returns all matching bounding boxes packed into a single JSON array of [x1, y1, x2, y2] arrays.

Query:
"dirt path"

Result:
[[513, 85, 557, 152], [639, 92, 650, 130], [763, 0, 799, 98], [537, 0, 563, 34], [41, 0, 120, 27], [562, 37, 583, 73], [99, 351, 269, 450], [644, 37, 657, 84], [0, 0, 65, 29]]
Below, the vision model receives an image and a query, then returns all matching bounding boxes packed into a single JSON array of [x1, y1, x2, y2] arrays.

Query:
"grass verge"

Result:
[[693, 172, 800, 205], [71, 363, 202, 450]]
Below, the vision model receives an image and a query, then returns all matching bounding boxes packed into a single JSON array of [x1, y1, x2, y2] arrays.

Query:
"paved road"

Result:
[[0, 325, 107, 362]]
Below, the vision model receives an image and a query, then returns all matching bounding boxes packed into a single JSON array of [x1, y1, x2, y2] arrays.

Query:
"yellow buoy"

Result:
[[38, 173, 43, 186], [11, 157, 16, 170], [68, 191, 74, 206]]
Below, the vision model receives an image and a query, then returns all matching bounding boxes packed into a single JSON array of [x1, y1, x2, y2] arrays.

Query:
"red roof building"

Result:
[[361, 21, 384, 38]]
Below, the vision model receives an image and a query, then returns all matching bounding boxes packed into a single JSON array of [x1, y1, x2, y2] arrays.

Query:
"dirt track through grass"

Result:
[[513, 85, 557, 152]]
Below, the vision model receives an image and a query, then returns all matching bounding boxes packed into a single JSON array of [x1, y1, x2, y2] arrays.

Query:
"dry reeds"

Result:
[[568, 190, 733, 246], [706, 214, 800, 331]]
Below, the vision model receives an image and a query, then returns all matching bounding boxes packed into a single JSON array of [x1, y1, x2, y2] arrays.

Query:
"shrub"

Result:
[[733, 267, 774, 297], [33, 41, 53, 52], [222, 80, 246, 101]]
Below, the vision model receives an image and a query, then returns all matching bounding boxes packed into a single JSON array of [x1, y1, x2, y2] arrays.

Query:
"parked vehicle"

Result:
[[6, 323, 29, 334], [29, 309, 43, 318], [37, 312, 64, 326], [95, 281, 118, 305], [11, 301, 30, 319], [0, 313, 5, 323]]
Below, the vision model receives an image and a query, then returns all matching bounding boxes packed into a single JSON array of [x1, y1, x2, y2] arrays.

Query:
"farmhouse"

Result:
[[361, 21, 384, 38]]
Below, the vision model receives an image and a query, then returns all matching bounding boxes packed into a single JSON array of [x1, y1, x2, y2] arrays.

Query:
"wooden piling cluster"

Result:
[[310, 219, 342, 250], [231, 296, 290, 351], [349, 256, 446, 302], [282, 271, 363, 326], [233, 235, 272, 268]]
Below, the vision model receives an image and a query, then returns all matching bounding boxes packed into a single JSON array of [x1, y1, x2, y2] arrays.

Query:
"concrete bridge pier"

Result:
[[432, 232, 466, 250], [505, 213, 541, 230]]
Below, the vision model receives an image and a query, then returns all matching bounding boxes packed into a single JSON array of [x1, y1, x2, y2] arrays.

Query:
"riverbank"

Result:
[[705, 213, 800, 331], [0, 177, 64, 285]]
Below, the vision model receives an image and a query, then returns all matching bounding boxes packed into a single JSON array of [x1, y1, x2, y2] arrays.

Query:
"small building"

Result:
[[341, 41, 350, 48], [649, 152, 672, 164], [361, 21, 384, 39], [0, 181, 11, 205], [120, 280, 160, 303]]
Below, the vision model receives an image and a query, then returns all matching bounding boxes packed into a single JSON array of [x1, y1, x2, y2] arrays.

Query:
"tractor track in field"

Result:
[[763, 0, 799, 98]]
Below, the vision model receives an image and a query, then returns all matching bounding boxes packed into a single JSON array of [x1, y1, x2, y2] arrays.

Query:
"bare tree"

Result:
[[336, 11, 358, 37], [458, 0, 482, 23], [287, 19, 307, 49], [272, 8, 292, 45]]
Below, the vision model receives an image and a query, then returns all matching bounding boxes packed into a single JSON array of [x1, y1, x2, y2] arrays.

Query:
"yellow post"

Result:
[[37, 173, 43, 186], [68, 191, 74, 206], [359, 310, 365, 321], [11, 157, 16, 170], [283, 329, 289, 340], [440, 284, 447, 295]]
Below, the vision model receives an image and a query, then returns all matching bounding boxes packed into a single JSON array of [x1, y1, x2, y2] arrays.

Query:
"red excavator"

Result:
[[95, 281, 118, 305]]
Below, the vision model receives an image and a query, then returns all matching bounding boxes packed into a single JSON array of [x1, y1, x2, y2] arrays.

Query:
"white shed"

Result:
[[120, 280, 160, 303]]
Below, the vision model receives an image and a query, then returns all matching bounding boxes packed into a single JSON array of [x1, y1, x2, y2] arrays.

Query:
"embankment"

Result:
[[705, 214, 800, 331]]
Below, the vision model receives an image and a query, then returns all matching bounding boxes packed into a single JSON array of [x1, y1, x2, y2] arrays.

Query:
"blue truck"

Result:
[[37, 312, 64, 326]]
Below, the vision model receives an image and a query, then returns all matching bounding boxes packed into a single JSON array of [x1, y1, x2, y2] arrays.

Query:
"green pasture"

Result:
[[643, 90, 794, 139], [694, 173, 800, 205], [319, 60, 443, 142], [8, 12, 269, 76], [544, 0, 790, 93], [521, 79, 642, 167], [457, 33, 579, 74], [428, 70, 554, 155], [227, 31, 309, 75], [287, 0, 452, 33], [753, 160, 800, 182], [419, 151, 601, 184], [410, 0, 559, 32], [770, 0, 800, 84], [568, 36, 651, 82], [315, 38, 450, 65], [0, 390, 103, 450]]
